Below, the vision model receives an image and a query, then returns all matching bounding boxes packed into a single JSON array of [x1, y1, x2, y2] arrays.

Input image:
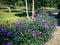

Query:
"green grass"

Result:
[[15, 6, 26, 11], [0, 6, 57, 24], [0, 5, 8, 8], [0, 6, 32, 24], [40, 7, 57, 10], [0, 10, 27, 24]]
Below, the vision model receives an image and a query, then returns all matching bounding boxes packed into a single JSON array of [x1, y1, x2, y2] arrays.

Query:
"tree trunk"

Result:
[[25, 0, 28, 17], [8, 6, 11, 13], [25, 0, 31, 20], [15, 2, 17, 7], [32, 0, 34, 19]]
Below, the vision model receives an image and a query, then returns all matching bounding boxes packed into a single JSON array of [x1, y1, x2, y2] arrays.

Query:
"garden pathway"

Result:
[[45, 26, 60, 45]]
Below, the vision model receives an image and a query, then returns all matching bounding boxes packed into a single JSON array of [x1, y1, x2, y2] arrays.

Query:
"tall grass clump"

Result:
[[0, 11, 57, 45]]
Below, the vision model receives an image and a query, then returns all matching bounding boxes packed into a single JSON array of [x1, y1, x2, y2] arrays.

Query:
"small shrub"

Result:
[[0, 12, 57, 45]]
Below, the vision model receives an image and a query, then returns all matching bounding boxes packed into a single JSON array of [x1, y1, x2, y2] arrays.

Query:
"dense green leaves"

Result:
[[0, 0, 60, 9]]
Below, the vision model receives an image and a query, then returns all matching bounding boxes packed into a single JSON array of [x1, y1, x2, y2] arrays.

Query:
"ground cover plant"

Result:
[[0, 11, 57, 45]]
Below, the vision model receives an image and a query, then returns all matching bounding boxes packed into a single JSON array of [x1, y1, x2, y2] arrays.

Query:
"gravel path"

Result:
[[45, 26, 60, 45]]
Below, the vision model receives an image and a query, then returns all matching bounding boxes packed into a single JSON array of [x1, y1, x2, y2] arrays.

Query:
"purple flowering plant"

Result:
[[0, 12, 57, 45]]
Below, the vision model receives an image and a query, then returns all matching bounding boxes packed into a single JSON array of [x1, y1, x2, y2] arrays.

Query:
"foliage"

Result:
[[0, 12, 57, 45], [35, 0, 60, 9], [0, 0, 60, 9], [3, 0, 17, 5]]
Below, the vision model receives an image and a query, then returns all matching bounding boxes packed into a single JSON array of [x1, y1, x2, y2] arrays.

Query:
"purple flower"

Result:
[[3, 43, 7, 45], [0, 32, 2, 36], [39, 16, 42, 19], [15, 32, 18, 35], [0, 28, 4, 36], [7, 42, 12, 45], [32, 33, 35, 37], [16, 20, 20, 25], [44, 23, 49, 28], [39, 32, 42, 34], [41, 19, 46, 22], [32, 30, 35, 33], [32, 19, 36, 23], [39, 18, 43, 22], [0, 27, 4, 32], [46, 16, 50, 20], [48, 21, 50, 25], [4, 42, 12, 45], [7, 32, 11, 36], [20, 43, 23, 45], [20, 25, 24, 30]]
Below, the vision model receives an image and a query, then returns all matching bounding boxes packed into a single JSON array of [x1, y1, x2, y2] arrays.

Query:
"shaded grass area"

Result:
[[15, 12, 32, 17], [3, 10, 23, 13], [3, 7, 26, 13]]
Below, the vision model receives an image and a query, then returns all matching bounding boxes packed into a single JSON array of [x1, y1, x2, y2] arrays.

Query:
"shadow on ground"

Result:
[[57, 19, 60, 26], [4, 10, 23, 13], [14, 12, 32, 17], [50, 12, 60, 26]]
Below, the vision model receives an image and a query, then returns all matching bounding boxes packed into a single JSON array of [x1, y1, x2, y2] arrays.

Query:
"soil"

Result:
[[45, 26, 60, 45]]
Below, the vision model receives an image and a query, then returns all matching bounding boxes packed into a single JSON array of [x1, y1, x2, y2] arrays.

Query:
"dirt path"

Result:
[[45, 26, 60, 45]]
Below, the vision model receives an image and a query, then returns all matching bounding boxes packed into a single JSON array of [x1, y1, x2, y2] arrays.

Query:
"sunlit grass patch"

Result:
[[40, 7, 57, 10], [0, 10, 27, 24]]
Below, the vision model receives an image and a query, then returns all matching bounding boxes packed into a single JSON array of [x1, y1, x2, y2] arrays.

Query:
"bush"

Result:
[[0, 12, 57, 45], [10, 5, 15, 9]]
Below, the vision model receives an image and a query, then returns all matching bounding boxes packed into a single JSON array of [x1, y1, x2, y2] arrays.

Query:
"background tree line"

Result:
[[0, 0, 60, 9]]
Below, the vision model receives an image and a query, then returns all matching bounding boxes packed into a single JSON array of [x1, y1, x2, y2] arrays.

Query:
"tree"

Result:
[[3, 0, 18, 13], [25, 0, 31, 20], [32, 0, 34, 19], [28, 0, 32, 11], [16, 0, 25, 6], [0, 0, 4, 5], [25, 0, 28, 17], [34, 0, 41, 9]]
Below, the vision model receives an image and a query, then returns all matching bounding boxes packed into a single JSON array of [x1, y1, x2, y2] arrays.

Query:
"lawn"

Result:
[[40, 7, 57, 10], [0, 6, 57, 24], [0, 10, 27, 24]]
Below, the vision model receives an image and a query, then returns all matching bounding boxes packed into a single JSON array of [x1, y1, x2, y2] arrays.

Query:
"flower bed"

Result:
[[0, 12, 57, 45]]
